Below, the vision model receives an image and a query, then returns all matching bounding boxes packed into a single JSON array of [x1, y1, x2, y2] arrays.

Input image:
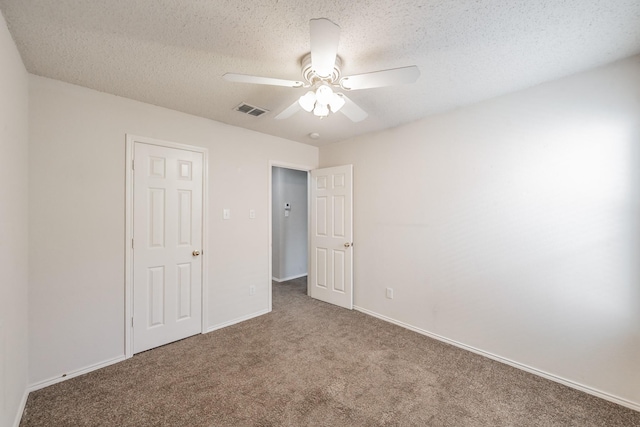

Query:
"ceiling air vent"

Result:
[[234, 102, 269, 117]]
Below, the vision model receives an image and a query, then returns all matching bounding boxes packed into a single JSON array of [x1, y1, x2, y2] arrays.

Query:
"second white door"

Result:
[[133, 141, 204, 353], [310, 165, 353, 309]]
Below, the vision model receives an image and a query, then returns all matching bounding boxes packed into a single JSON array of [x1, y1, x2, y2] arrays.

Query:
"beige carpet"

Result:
[[20, 277, 640, 426]]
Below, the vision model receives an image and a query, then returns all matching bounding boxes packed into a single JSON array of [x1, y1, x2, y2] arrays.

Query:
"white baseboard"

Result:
[[12, 389, 29, 427], [353, 305, 640, 413], [272, 273, 307, 283], [28, 355, 126, 393], [25, 309, 271, 394], [205, 308, 270, 333]]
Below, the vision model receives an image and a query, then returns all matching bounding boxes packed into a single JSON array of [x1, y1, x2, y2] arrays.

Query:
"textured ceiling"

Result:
[[2, 0, 640, 146]]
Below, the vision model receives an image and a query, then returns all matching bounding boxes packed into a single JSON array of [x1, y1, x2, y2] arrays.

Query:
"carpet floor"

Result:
[[20, 277, 640, 426]]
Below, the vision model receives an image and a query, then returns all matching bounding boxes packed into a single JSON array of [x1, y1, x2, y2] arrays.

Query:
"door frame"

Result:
[[125, 134, 209, 358], [268, 160, 315, 311]]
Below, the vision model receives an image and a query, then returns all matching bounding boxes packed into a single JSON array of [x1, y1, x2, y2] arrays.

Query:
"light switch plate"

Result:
[[223, 209, 230, 220]]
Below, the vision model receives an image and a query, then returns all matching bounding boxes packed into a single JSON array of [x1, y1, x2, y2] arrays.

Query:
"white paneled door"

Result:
[[133, 142, 203, 354], [310, 165, 353, 309]]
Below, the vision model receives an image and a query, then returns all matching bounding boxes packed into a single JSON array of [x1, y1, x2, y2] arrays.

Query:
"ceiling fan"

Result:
[[223, 18, 420, 122]]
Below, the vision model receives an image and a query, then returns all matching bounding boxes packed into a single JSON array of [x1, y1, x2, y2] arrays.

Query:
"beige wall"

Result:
[[320, 56, 640, 407], [28, 75, 318, 386], [0, 12, 29, 427]]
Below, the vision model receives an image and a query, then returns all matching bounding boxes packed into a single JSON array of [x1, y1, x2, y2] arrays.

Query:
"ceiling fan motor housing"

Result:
[[301, 52, 342, 86]]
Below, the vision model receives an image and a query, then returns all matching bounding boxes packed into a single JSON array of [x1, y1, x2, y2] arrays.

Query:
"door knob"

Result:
[[344, 242, 351, 248], [192, 250, 200, 256]]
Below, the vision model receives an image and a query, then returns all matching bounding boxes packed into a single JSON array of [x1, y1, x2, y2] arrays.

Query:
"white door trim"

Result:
[[268, 160, 315, 311], [125, 134, 209, 358]]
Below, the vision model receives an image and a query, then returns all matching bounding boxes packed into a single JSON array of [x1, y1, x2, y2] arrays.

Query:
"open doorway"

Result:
[[268, 162, 354, 311], [271, 166, 309, 286]]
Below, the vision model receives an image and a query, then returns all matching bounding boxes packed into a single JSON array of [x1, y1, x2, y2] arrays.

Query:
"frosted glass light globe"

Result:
[[315, 84, 333, 105], [313, 102, 329, 117]]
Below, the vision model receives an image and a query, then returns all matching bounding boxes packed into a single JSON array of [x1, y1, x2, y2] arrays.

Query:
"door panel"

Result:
[[316, 248, 327, 288], [178, 190, 192, 246], [177, 263, 192, 319], [148, 266, 165, 327], [310, 165, 353, 309], [133, 142, 203, 353], [316, 197, 327, 236], [333, 195, 345, 237]]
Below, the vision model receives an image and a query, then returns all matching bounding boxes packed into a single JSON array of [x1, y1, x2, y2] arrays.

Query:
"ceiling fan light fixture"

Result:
[[298, 91, 316, 112], [300, 85, 344, 118], [224, 18, 418, 124]]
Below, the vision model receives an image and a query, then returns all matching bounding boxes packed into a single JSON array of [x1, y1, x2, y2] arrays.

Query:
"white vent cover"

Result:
[[234, 102, 269, 117]]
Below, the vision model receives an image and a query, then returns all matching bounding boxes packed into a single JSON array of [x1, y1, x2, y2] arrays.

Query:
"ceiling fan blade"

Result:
[[310, 18, 340, 78], [338, 94, 368, 122], [339, 66, 420, 90], [275, 100, 301, 120], [223, 73, 304, 88]]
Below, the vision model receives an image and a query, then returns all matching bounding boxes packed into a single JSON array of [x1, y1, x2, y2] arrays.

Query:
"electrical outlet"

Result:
[[249, 209, 256, 219], [249, 285, 256, 296], [386, 288, 394, 299]]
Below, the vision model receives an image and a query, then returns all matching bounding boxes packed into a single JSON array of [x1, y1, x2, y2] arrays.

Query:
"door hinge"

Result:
[[131, 238, 134, 249], [132, 159, 135, 170], [131, 317, 134, 327]]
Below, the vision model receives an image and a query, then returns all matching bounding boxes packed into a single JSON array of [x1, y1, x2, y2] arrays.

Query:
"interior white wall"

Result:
[[320, 56, 640, 407], [0, 11, 29, 427], [271, 167, 308, 281], [28, 76, 318, 386]]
